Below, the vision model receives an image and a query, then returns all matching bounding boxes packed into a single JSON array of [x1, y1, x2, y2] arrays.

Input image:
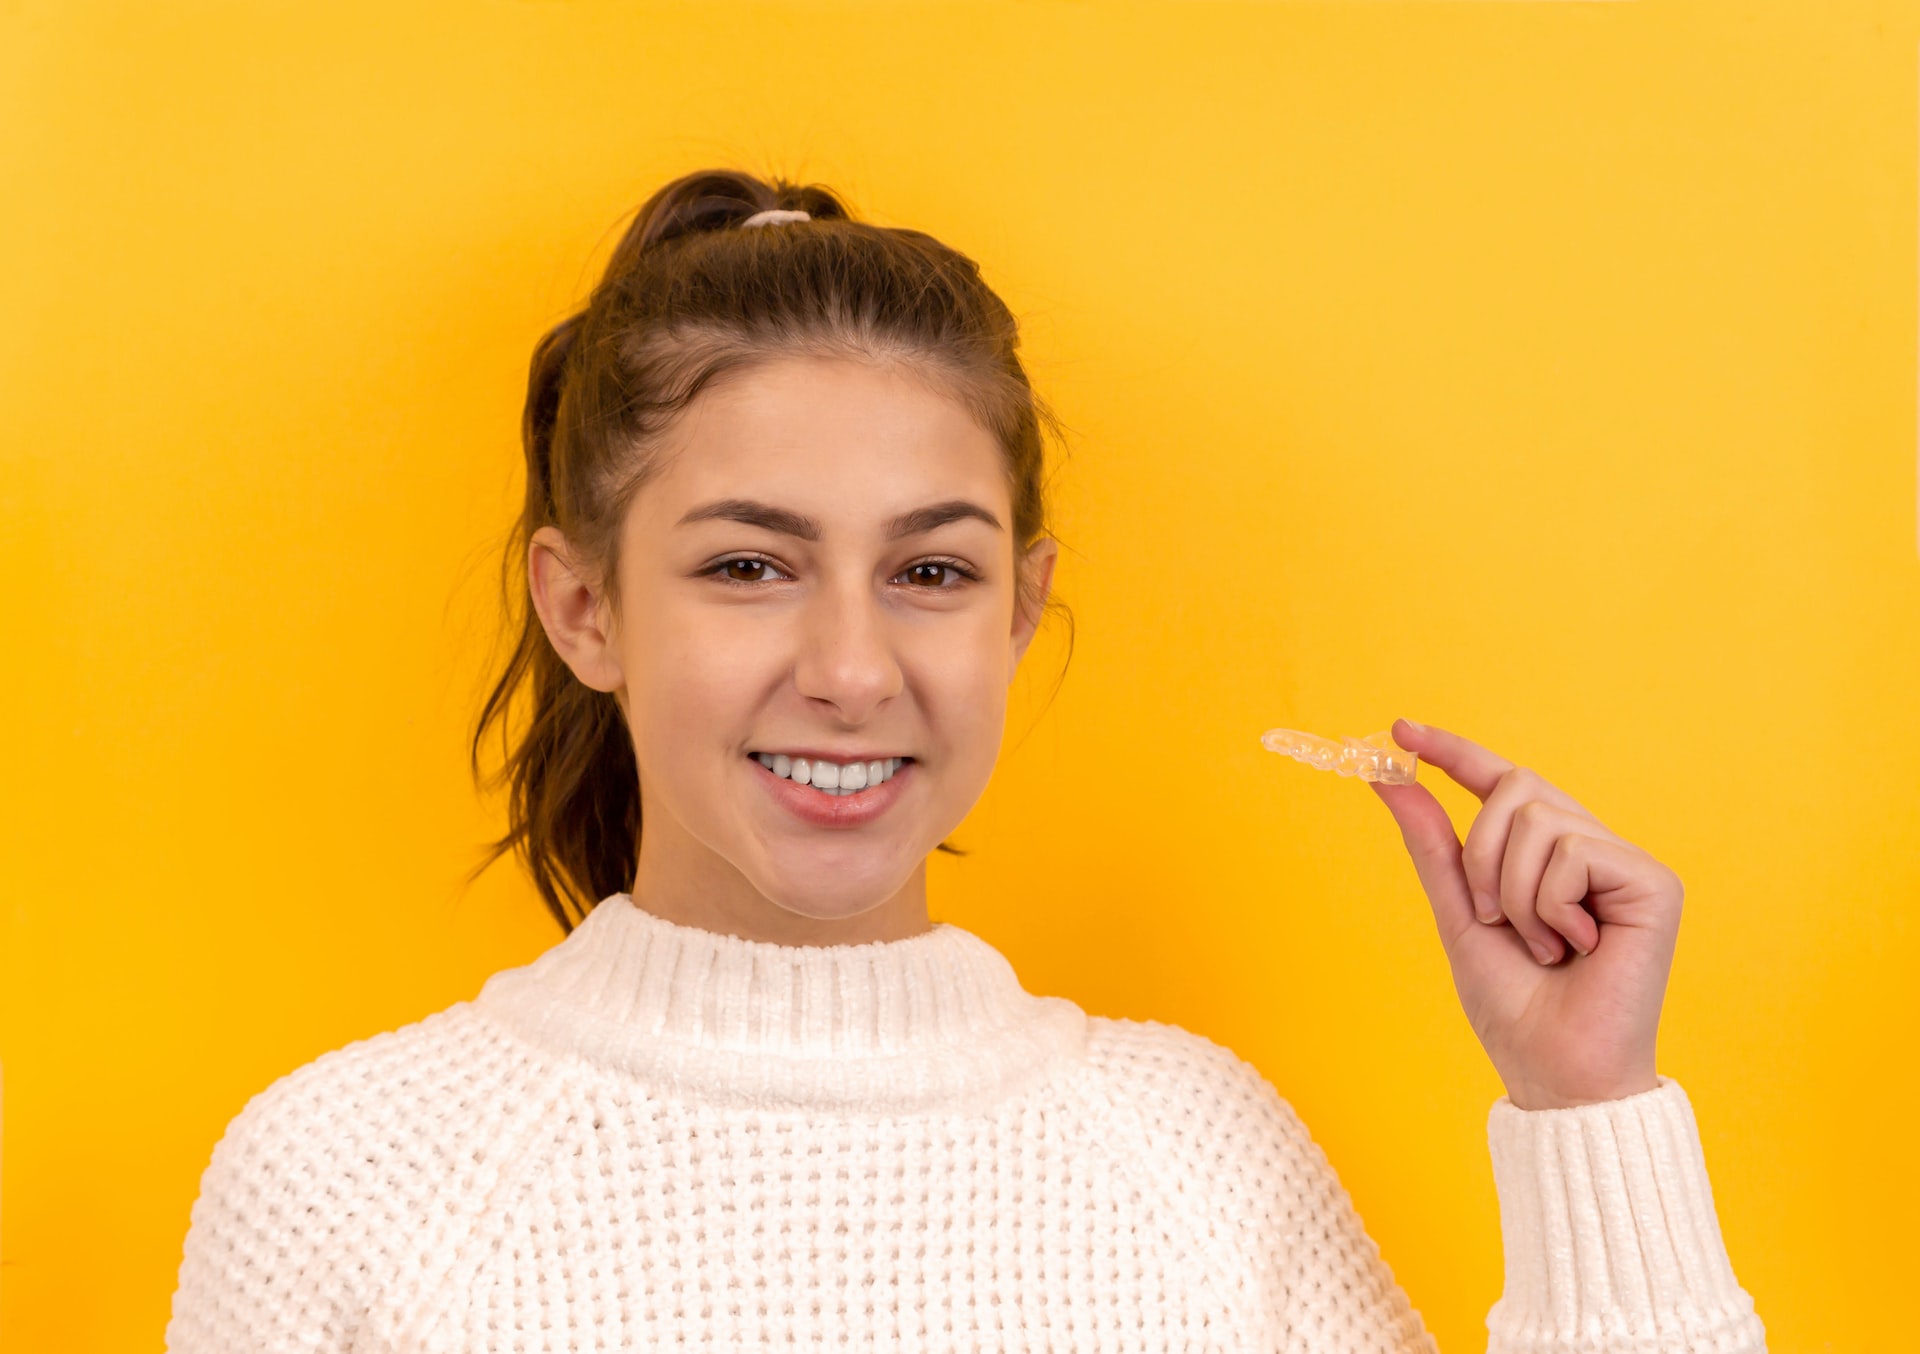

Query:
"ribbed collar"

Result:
[[472, 893, 1089, 1115]]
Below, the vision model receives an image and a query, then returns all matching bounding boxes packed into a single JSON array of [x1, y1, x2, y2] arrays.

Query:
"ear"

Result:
[[528, 526, 625, 693], [1008, 536, 1059, 674]]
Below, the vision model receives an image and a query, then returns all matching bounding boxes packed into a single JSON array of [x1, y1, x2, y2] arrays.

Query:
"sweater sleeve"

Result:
[[1257, 1071, 1769, 1352], [1090, 1020, 1765, 1352], [1482, 1076, 1766, 1352], [1086, 1018, 1442, 1350], [165, 1055, 383, 1353], [164, 1005, 560, 1354]]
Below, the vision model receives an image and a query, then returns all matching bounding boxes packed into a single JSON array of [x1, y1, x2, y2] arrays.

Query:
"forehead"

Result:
[[642, 355, 1008, 514]]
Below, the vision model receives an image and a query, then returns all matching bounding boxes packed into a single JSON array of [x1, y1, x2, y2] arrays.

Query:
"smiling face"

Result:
[[528, 354, 1056, 944]]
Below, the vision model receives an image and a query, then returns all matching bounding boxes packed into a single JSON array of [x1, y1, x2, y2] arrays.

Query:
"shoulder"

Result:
[[1077, 1016, 1379, 1331], [183, 999, 542, 1238], [1084, 1025, 1440, 1347], [1084, 1012, 1267, 1082], [1081, 1015, 1334, 1204], [1085, 1014, 1309, 1138], [208, 1000, 528, 1170]]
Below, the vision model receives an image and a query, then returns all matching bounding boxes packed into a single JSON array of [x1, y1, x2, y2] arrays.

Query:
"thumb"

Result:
[[1368, 779, 1478, 949]]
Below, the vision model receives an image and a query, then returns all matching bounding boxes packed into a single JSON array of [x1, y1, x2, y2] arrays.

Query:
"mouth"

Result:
[[745, 751, 914, 797], [745, 750, 917, 829]]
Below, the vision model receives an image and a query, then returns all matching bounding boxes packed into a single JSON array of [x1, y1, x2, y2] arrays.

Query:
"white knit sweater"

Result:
[[166, 894, 1766, 1352]]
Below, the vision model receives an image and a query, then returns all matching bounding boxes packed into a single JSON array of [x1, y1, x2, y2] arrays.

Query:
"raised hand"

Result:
[[1366, 718, 1680, 1111]]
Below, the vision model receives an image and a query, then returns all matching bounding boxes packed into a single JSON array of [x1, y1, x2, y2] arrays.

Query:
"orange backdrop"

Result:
[[4, 2, 1916, 1349]]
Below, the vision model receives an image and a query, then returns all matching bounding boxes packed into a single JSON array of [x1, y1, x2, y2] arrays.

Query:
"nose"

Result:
[[790, 571, 904, 723]]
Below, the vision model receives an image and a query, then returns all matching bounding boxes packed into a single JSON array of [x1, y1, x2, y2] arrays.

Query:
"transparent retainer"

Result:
[[1259, 727, 1420, 785]]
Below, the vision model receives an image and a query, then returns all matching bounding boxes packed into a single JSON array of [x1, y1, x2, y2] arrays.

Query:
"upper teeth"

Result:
[[754, 753, 905, 794]]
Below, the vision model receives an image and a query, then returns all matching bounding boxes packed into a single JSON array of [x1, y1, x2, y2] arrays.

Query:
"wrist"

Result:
[[1503, 1071, 1662, 1112]]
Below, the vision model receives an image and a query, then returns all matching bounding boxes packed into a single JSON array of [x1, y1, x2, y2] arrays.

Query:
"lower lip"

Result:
[[750, 755, 914, 829]]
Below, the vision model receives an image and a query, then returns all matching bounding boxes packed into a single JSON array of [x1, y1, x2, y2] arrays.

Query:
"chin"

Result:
[[758, 877, 905, 925], [766, 898, 891, 927]]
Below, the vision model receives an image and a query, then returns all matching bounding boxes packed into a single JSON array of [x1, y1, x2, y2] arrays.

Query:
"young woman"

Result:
[[166, 169, 1767, 1352]]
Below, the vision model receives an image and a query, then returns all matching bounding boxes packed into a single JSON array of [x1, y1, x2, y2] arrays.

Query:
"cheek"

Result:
[[623, 607, 774, 756], [911, 620, 1012, 748]]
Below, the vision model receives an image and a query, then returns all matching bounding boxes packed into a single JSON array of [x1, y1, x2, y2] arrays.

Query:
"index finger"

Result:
[[1390, 718, 1516, 802]]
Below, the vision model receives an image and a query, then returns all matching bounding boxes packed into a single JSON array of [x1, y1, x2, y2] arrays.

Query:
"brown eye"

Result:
[[710, 557, 787, 584], [898, 560, 975, 589]]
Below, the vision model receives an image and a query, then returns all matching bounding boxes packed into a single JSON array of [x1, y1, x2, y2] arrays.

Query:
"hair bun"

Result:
[[611, 172, 852, 264], [739, 208, 812, 229]]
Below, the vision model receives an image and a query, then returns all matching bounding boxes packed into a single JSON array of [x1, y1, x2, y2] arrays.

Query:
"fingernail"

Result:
[[1401, 719, 1427, 735], [1528, 939, 1555, 965], [1474, 892, 1500, 924]]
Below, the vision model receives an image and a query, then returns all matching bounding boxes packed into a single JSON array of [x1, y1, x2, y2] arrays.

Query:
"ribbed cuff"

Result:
[[1485, 1076, 1767, 1353]]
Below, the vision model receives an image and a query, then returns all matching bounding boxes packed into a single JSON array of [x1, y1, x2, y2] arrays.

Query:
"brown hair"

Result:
[[468, 168, 1073, 934]]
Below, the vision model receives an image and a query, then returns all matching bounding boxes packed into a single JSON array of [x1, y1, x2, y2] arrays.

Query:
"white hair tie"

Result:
[[740, 208, 812, 229]]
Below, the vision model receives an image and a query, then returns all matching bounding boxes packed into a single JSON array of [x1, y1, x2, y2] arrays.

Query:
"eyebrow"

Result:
[[675, 497, 1004, 541]]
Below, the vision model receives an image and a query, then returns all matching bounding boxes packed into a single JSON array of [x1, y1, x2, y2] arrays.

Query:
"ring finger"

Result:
[[1462, 766, 1609, 925], [1500, 800, 1608, 964]]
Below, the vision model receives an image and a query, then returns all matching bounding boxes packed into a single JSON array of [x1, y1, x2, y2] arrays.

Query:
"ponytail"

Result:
[[466, 310, 639, 933]]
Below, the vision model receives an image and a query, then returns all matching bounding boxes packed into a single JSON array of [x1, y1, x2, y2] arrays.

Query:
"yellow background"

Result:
[[4, 2, 1915, 1349]]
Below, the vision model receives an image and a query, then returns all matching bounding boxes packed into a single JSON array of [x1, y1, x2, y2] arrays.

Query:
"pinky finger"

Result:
[[1539, 835, 1604, 957]]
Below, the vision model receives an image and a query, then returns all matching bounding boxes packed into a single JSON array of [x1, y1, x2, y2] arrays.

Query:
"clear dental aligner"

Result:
[[1259, 728, 1420, 785]]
